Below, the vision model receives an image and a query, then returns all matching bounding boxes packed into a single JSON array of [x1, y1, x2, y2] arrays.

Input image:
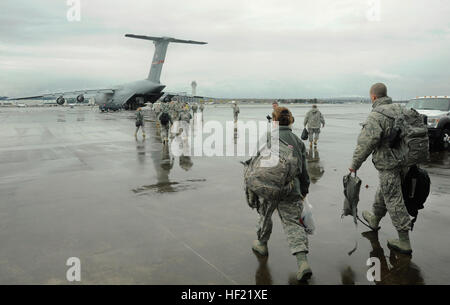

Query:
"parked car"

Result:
[[407, 96, 450, 151]]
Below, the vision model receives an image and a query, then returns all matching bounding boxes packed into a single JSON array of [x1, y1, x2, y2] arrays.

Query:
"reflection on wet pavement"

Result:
[[1, 105, 449, 284], [180, 155, 194, 171], [340, 266, 356, 285], [361, 231, 425, 285], [307, 147, 325, 184], [253, 252, 273, 285], [133, 121, 206, 194], [133, 179, 207, 194]]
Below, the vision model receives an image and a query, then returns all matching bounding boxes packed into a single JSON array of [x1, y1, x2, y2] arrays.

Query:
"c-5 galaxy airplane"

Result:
[[10, 34, 207, 111]]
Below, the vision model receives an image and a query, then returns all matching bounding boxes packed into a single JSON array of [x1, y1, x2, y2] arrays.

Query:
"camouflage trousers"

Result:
[[257, 199, 308, 254], [154, 112, 161, 128], [135, 124, 145, 135], [373, 168, 411, 232], [170, 111, 179, 121], [307, 128, 320, 142], [160, 124, 170, 141]]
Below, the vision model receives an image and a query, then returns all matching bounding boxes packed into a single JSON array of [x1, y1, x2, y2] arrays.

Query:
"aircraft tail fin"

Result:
[[125, 34, 207, 84]]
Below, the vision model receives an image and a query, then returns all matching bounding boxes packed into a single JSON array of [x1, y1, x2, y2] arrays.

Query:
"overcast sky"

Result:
[[0, 0, 449, 99]]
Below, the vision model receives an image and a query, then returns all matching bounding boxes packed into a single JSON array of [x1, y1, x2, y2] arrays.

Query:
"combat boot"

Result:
[[252, 240, 268, 256], [388, 231, 412, 254], [295, 252, 312, 281], [362, 210, 381, 230]]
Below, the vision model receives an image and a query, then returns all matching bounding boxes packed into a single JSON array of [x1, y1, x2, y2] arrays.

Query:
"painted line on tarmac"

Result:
[[163, 226, 239, 285]]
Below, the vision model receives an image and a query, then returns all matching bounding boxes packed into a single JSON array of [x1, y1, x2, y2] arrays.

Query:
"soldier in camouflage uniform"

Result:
[[175, 99, 184, 118], [153, 101, 162, 128], [134, 107, 145, 139], [157, 102, 172, 145], [349, 83, 412, 254], [252, 107, 312, 281], [198, 102, 205, 122], [168, 98, 181, 139], [177, 109, 192, 139], [192, 102, 198, 115], [158, 101, 170, 117], [232, 101, 240, 123], [304, 105, 325, 147], [168, 99, 177, 123]]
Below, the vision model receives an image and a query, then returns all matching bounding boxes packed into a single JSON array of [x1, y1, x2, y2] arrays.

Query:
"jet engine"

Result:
[[56, 96, 65, 105], [76, 94, 85, 103]]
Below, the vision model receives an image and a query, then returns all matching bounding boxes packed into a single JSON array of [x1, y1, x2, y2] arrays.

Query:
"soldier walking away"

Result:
[[168, 98, 178, 123], [175, 99, 184, 119], [232, 101, 240, 123], [251, 107, 312, 282], [198, 101, 205, 122], [177, 109, 192, 140], [349, 83, 413, 254], [192, 102, 198, 114], [304, 105, 325, 147], [135, 107, 146, 139], [191, 102, 199, 123], [158, 106, 172, 146], [266, 101, 279, 122], [153, 101, 162, 128]]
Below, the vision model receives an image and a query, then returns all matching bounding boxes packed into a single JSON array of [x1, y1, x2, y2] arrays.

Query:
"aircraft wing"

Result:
[[8, 88, 115, 100]]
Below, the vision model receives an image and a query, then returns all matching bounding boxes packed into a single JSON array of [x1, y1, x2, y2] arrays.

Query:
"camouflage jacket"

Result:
[[153, 102, 161, 113], [136, 111, 144, 124], [351, 97, 403, 171], [279, 126, 310, 197], [233, 105, 240, 115], [160, 102, 170, 113], [175, 102, 184, 113], [178, 111, 192, 123], [304, 109, 325, 129]]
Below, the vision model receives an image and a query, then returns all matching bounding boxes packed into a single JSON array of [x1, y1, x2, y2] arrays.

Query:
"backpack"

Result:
[[159, 112, 170, 125], [136, 111, 144, 122], [374, 105, 429, 167], [402, 165, 431, 230], [243, 139, 299, 202]]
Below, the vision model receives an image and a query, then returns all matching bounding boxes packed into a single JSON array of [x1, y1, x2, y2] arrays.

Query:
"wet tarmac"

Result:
[[0, 105, 449, 284]]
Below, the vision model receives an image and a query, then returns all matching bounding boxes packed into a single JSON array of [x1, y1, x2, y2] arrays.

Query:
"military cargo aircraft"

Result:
[[9, 34, 207, 111]]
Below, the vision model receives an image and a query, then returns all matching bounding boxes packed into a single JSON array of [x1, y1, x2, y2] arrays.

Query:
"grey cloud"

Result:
[[0, 0, 449, 98]]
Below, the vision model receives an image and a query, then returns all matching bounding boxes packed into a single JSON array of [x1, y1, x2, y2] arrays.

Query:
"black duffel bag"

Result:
[[301, 128, 309, 140], [402, 165, 431, 230]]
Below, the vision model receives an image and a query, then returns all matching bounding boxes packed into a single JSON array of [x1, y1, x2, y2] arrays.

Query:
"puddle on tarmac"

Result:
[[132, 179, 206, 194]]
